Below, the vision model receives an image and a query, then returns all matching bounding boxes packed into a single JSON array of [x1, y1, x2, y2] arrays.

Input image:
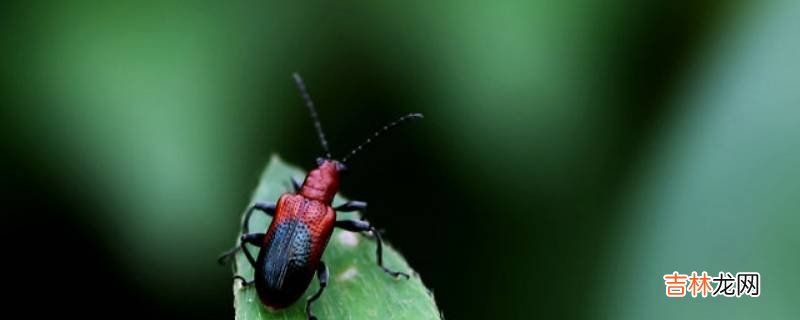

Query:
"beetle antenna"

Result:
[[293, 72, 332, 159], [341, 113, 424, 163]]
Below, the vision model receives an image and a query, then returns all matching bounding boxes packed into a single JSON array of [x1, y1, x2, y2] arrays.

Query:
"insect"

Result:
[[218, 73, 422, 320]]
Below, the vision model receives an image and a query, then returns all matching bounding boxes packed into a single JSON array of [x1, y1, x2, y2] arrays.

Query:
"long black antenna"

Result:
[[341, 113, 424, 163], [292, 72, 332, 159]]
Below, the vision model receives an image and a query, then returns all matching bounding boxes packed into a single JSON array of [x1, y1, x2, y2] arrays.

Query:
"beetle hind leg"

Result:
[[305, 261, 329, 320]]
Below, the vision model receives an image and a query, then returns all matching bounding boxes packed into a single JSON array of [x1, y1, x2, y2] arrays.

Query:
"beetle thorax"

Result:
[[299, 160, 340, 204]]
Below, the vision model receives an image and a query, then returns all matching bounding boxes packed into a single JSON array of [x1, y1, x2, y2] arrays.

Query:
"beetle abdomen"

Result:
[[256, 218, 315, 308], [255, 194, 336, 309]]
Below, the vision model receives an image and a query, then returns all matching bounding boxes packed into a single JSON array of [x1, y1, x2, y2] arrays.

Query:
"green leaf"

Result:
[[229, 155, 441, 320]]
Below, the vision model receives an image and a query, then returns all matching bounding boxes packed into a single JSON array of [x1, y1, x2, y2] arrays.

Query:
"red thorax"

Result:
[[299, 159, 341, 205]]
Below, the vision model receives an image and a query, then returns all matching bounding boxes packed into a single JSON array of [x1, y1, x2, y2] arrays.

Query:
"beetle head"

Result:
[[316, 157, 347, 172], [300, 158, 343, 204]]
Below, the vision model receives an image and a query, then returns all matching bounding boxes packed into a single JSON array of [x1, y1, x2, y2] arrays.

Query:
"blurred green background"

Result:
[[2, 0, 798, 319]]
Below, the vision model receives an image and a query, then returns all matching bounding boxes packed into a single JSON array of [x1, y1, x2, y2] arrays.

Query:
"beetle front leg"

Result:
[[334, 219, 410, 279], [305, 261, 329, 320], [334, 200, 367, 212]]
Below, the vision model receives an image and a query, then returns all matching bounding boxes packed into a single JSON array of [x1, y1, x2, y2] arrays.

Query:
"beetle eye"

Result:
[[335, 162, 348, 172], [316, 157, 325, 166]]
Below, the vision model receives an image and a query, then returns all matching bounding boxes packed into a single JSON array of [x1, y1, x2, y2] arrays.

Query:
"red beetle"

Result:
[[219, 73, 422, 319]]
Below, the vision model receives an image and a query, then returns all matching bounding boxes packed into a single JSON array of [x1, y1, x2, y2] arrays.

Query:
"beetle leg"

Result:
[[243, 202, 276, 234], [240, 232, 265, 246], [217, 232, 265, 265], [217, 245, 240, 265], [239, 232, 265, 268], [334, 219, 410, 279], [333, 200, 367, 212], [233, 275, 254, 287], [218, 202, 275, 264], [305, 261, 329, 320]]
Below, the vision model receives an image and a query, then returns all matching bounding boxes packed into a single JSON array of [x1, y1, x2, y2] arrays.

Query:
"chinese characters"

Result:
[[663, 271, 759, 298]]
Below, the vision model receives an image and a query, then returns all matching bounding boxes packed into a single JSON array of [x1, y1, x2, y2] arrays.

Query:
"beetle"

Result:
[[218, 73, 422, 320]]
